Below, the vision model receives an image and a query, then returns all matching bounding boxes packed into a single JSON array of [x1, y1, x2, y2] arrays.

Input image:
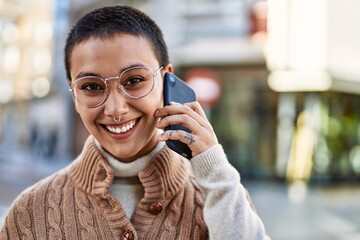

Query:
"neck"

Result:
[[95, 139, 165, 177]]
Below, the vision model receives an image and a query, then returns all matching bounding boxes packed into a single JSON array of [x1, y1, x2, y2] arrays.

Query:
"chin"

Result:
[[110, 147, 142, 162]]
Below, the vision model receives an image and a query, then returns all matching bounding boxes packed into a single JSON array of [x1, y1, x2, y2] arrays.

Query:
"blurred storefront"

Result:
[[267, 0, 360, 182]]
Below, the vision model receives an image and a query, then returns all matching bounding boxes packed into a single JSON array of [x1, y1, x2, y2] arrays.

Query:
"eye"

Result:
[[75, 77, 106, 95], [124, 76, 145, 86], [82, 82, 104, 91], [119, 68, 152, 90]]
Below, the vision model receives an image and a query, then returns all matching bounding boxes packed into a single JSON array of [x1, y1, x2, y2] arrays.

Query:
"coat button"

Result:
[[121, 229, 134, 240], [149, 202, 163, 215]]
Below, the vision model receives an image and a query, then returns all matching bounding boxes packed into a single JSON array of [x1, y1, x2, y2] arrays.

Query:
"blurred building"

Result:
[[1, 0, 360, 182], [267, 0, 360, 181], [0, 0, 72, 172]]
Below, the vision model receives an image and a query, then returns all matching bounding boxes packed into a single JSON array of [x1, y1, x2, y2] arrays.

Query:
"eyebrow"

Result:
[[75, 72, 101, 79], [74, 63, 150, 79]]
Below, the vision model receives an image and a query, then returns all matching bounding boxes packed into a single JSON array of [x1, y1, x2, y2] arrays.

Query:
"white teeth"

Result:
[[106, 120, 136, 134]]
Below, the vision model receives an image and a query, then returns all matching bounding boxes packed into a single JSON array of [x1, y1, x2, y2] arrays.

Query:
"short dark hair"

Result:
[[64, 5, 169, 81]]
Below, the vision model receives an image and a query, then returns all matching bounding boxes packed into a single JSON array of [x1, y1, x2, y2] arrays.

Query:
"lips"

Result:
[[105, 119, 138, 134]]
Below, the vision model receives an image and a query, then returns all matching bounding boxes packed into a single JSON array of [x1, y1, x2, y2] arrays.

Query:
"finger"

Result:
[[183, 131, 196, 145], [166, 101, 207, 121], [156, 102, 208, 128], [156, 113, 201, 131], [181, 102, 215, 135], [156, 101, 196, 117], [182, 101, 208, 120], [158, 130, 196, 145]]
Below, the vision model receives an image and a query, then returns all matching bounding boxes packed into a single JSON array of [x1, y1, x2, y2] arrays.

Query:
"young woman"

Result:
[[1, 6, 270, 240]]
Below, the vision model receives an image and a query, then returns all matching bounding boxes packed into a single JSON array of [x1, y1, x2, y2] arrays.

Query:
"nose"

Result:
[[103, 84, 129, 118]]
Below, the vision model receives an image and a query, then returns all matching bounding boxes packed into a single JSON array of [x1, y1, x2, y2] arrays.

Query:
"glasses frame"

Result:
[[69, 66, 163, 108]]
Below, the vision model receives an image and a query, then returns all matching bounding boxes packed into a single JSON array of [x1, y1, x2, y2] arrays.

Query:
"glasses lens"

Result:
[[119, 67, 154, 98], [73, 77, 107, 107]]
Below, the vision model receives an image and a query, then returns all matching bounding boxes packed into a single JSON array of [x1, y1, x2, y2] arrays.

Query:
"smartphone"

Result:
[[163, 72, 196, 159]]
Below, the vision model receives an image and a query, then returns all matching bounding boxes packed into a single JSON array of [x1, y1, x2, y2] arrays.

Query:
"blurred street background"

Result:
[[1, 0, 360, 239]]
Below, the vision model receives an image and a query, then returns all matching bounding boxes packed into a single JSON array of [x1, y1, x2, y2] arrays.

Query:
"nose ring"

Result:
[[113, 116, 121, 122]]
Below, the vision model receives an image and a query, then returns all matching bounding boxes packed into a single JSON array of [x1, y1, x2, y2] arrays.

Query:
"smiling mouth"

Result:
[[105, 118, 139, 134]]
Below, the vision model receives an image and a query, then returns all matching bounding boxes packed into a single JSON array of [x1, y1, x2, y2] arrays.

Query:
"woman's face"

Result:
[[69, 34, 171, 162]]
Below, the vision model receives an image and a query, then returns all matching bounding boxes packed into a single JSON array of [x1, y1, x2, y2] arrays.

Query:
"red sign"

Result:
[[184, 68, 221, 108]]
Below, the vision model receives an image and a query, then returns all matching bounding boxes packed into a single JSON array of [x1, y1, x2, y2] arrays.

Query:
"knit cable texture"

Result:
[[0, 136, 208, 239]]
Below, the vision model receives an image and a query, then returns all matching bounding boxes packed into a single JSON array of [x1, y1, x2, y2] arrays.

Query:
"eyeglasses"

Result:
[[69, 66, 163, 108]]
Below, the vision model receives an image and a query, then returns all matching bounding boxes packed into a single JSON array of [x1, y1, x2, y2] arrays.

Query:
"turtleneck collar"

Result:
[[94, 138, 165, 177], [69, 136, 191, 200]]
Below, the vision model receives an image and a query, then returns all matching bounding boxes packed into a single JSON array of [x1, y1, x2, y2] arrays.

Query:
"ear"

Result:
[[163, 63, 173, 73]]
